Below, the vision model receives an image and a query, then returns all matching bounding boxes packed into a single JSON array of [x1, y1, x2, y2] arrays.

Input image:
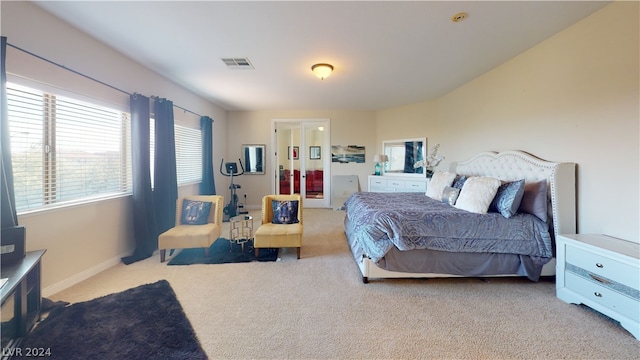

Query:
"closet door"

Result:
[[275, 124, 300, 196], [273, 119, 330, 208]]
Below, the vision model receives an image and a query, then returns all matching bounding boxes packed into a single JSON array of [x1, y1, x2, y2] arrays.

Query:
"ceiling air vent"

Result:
[[221, 57, 254, 69]]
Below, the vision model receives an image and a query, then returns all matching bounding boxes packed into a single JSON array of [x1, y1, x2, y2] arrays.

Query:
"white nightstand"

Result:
[[556, 234, 640, 340]]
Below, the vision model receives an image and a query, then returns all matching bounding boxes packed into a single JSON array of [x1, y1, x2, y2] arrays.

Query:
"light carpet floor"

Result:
[[50, 208, 640, 359]]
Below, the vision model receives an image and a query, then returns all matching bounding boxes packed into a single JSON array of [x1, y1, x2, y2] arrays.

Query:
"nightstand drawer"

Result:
[[566, 246, 639, 290], [565, 272, 639, 321]]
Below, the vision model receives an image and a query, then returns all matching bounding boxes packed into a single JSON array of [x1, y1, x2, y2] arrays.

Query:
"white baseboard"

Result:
[[42, 251, 130, 297]]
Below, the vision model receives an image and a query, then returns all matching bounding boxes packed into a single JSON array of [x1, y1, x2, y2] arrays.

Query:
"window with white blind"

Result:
[[175, 124, 201, 184], [7, 83, 131, 212], [149, 119, 202, 187]]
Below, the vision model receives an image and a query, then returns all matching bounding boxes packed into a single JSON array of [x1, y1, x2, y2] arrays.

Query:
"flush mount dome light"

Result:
[[311, 63, 333, 80], [451, 12, 468, 22]]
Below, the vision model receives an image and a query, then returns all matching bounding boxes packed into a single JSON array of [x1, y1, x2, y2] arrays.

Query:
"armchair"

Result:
[[254, 194, 303, 259], [158, 195, 223, 262]]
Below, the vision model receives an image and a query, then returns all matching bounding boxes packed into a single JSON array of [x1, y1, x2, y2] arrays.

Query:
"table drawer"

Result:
[[565, 272, 639, 321], [566, 245, 639, 289]]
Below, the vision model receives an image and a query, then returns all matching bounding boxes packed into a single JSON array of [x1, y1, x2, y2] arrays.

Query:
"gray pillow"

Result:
[[441, 186, 461, 205], [489, 179, 525, 218], [519, 180, 548, 222]]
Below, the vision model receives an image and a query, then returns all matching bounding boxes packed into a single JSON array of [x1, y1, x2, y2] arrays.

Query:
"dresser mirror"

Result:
[[242, 144, 265, 175], [382, 138, 426, 177]]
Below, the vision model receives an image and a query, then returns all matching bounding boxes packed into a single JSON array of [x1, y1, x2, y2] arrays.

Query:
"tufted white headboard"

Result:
[[451, 151, 576, 240]]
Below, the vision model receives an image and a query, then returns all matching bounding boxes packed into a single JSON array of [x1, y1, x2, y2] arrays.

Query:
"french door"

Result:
[[272, 119, 330, 208]]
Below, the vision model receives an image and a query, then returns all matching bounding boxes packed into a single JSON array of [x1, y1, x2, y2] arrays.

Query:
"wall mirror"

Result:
[[382, 137, 426, 177], [242, 144, 265, 175]]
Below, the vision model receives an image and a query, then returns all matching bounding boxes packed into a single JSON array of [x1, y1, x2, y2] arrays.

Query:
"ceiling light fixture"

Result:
[[311, 63, 333, 80], [451, 12, 468, 23]]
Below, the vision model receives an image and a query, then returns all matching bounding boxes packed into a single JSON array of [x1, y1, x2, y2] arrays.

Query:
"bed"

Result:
[[344, 150, 576, 283]]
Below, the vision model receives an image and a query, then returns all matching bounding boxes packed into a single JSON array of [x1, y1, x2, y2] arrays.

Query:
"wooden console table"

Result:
[[0, 249, 46, 349]]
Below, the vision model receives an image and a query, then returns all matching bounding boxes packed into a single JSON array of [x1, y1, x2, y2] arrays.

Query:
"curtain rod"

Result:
[[8, 42, 204, 118]]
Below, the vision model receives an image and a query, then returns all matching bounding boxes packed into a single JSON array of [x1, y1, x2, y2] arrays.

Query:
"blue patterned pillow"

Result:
[[272, 200, 299, 224], [489, 179, 525, 218], [180, 200, 213, 225], [452, 175, 467, 189]]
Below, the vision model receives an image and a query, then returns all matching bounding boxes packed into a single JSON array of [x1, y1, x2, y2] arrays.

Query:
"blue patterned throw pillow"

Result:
[[452, 175, 467, 190], [180, 200, 213, 225], [489, 179, 525, 218], [272, 200, 299, 224]]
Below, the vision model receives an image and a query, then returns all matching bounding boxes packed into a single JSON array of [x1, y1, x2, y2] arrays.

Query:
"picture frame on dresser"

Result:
[[556, 233, 640, 340]]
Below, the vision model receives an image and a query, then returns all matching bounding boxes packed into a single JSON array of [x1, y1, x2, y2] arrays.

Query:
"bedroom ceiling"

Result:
[[33, 1, 610, 111]]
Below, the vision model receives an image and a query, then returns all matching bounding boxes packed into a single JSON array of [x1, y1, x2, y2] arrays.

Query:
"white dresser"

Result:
[[556, 234, 640, 340], [368, 175, 428, 193]]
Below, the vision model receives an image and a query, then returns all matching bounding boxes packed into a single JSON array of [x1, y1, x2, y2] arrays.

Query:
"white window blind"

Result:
[[7, 83, 131, 212], [6, 86, 45, 210], [175, 124, 201, 185], [149, 119, 202, 187]]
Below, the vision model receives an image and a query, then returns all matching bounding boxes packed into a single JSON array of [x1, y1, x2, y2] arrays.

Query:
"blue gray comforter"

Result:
[[344, 192, 553, 263]]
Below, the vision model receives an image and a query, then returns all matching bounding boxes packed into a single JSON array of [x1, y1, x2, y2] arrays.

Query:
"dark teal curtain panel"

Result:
[[199, 116, 216, 195], [152, 98, 178, 235], [1, 36, 19, 228], [404, 142, 414, 173], [244, 147, 252, 173], [122, 94, 157, 265]]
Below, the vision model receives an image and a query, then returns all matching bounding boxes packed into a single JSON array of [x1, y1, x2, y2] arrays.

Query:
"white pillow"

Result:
[[425, 171, 456, 200], [454, 176, 502, 214]]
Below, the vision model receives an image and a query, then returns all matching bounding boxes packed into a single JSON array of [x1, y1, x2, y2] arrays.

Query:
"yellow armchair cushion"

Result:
[[254, 223, 303, 248], [159, 224, 221, 250]]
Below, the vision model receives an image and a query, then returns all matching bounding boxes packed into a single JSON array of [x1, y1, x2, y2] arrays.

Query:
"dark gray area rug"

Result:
[[15, 280, 207, 360], [167, 238, 278, 265]]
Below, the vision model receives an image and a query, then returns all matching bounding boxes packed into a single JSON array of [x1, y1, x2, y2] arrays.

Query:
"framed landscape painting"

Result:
[[331, 145, 365, 163]]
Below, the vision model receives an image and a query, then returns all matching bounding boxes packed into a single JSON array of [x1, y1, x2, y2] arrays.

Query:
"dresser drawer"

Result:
[[369, 178, 387, 188], [565, 272, 639, 321], [368, 176, 428, 193], [566, 245, 639, 290], [405, 181, 427, 192], [387, 180, 405, 189]]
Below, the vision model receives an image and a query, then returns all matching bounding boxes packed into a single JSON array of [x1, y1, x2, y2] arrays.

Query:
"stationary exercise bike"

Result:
[[220, 159, 245, 222]]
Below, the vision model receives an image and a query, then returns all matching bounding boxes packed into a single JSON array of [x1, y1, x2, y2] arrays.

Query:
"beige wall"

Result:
[[2, 2, 228, 294], [226, 110, 376, 207], [375, 2, 639, 242]]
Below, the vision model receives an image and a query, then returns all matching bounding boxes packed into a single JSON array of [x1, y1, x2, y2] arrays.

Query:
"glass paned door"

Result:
[[304, 123, 326, 204], [274, 119, 330, 208], [276, 126, 300, 196]]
